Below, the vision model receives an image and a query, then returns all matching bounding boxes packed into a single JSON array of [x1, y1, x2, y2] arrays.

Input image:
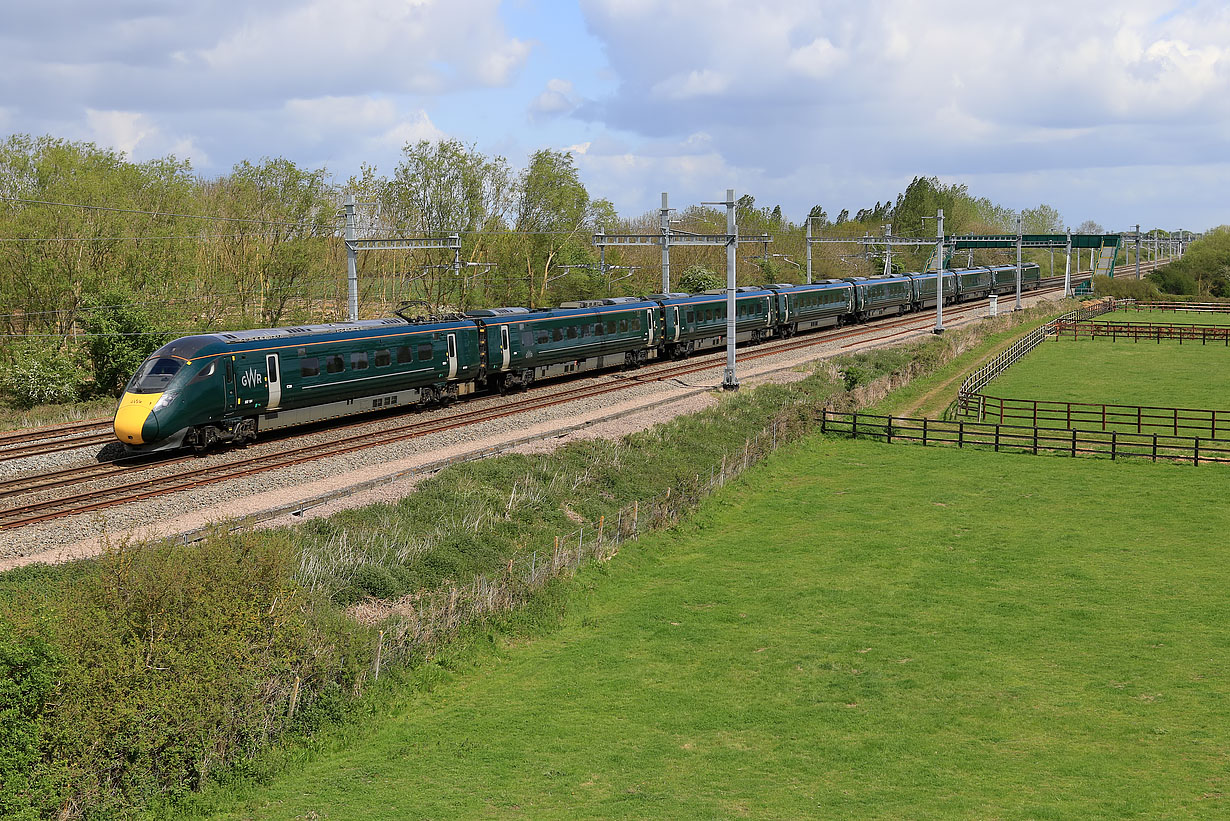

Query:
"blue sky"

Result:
[[1, 0, 1227, 231]]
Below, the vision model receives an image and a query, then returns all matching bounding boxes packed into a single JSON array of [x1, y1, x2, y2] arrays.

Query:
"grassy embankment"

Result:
[[180, 432, 1230, 820], [0, 397, 115, 432]]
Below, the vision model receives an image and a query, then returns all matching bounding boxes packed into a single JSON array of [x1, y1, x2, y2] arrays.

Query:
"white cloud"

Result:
[[787, 37, 845, 79], [529, 78, 580, 120], [84, 109, 208, 166]]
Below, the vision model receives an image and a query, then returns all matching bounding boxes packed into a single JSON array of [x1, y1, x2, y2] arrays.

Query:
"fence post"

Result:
[[374, 630, 385, 681], [851, 413, 858, 440], [1071, 428, 1077, 458], [959, 420, 964, 448], [886, 417, 894, 444], [288, 675, 301, 720], [1033, 426, 1038, 455], [922, 417, 928, 446], [633, 500, 639, 535], [821, 408, 828, 434], [1152, 434, 1157, 463], [597, 516, 604, 556], [1111, 431, 1117, 461], [994, 424, 1000, 452], [1194, 437, 1200, 467]]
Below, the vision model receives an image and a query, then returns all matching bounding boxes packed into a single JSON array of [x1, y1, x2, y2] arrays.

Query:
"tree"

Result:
[[516, 149, 598, 306], [678, 264, 723, 293], [385, 139, 514, 309], [807, 205, 829, 228], [1022, 204, 1063, 234]]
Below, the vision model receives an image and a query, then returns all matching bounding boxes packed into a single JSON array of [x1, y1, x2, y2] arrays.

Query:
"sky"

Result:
[[1, 0, 1227, 232]]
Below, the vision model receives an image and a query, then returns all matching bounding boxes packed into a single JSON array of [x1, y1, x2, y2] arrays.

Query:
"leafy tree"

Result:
[[678, 264, 723, 293], [80, 290, 167, 398], [516, 149, 599, 306], [807, 205, 829, 228]]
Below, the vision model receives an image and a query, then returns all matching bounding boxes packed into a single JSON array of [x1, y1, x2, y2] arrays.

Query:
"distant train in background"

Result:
[[113, 264, 1041, 452]]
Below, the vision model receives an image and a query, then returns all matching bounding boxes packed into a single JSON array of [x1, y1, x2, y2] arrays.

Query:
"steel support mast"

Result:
[[723, 189, 739, 391], [1014, 213, 1024, 311], [934, 210, 945, 334]]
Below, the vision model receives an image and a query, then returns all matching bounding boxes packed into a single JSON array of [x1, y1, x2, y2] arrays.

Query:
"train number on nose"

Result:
[[241, 367, 264, 388]]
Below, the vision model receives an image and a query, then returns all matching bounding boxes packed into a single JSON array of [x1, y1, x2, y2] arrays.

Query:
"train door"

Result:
[[225, 358, 238, 411], [265, 354, 281, 409], [446, 333, 458, 379], [672, 306, 680, 341], [646, 308, 655, 346], [500, 325, 511, 370]]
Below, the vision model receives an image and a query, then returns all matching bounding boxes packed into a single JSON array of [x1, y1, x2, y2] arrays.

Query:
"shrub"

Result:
[[1147, 268, 1198, 296], [0, 624, 59, 819], [1092, 275, 1161, 301], [0, 342, 89, 408], [678, 265, 723, 293], [80, 289, 168, 398]]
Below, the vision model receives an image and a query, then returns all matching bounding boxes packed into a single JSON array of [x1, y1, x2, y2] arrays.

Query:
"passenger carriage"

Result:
[[904, 271, 958, 310], [768, 280, 855, 336], [653, 288, 777, 359], [467, 298, 660, 391], [844, 275, 913, 321]]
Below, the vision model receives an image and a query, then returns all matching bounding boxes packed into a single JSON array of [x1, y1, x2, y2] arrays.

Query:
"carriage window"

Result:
[[374, 349, 391, 367], [350, 352, 368, 371], [567, 326, 577, 339], [417, 342, 434, 361], [552, 327, 563, 342], [579, 324, 589, 337], [595, 322, 604, 335], [606, 320, 616, 334], [396, 346, 413, 364], [633, 316, 641, 330], [619, 319, 628, 332], [326, 354, 344, 374], [686, 311, 694, 323], [522, 331, 532, 347], [536, 329, 549, 344], [299, 357, 319, 378]]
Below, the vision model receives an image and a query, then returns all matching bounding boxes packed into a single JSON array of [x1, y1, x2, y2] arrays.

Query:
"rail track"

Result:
[[0, 266, 1136, 531]]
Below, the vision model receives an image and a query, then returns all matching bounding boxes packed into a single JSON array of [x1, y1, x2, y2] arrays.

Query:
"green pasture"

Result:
[[1092, 309, 1230, 326], [987, 340, 1230, 409], [185, 437, 1230, 820]]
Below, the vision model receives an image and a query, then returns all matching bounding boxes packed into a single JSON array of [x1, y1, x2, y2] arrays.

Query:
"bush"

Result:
[[1147, 268, 1199, 296], [80, 289, 168, 398], [678, 265, 723, 293], [1092, 275, 1161, 301], [0, 343, 90, 408], [0, 624, 59, 819]]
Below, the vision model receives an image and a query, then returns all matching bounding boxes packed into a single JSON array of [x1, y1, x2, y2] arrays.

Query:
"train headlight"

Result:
[[152, 390, 179, 412]]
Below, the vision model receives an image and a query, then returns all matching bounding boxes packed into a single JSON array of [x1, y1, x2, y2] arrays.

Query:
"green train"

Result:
[[114, 265, 1041, 451]]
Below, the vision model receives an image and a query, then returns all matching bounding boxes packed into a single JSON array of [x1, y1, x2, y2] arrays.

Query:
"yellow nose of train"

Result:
[[113, 393, 161, 446]]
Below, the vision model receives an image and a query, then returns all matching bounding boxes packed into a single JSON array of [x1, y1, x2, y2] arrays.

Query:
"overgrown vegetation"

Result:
[[1091, 274, 1161, 301]]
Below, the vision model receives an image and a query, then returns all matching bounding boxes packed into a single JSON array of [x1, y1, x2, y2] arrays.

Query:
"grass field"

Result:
[[986, 339, 1230, 409], [184, 437, 1230, 820], [1092, 310, 1230, 326]]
